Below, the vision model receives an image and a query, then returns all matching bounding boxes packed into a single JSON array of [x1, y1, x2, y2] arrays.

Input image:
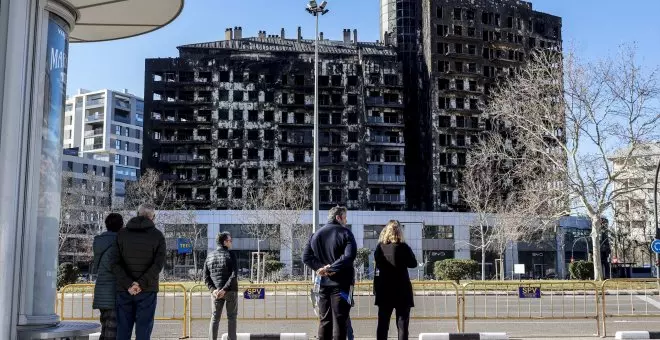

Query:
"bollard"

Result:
[[221, 333, 308, 340], [616, 331, 660, 339], [419, 333, 509, 340]]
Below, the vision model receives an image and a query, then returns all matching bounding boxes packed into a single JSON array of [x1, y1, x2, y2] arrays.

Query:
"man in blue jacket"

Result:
[[303, 206, 356, 340]]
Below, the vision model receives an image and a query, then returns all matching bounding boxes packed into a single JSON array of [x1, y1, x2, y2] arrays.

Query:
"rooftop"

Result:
[[178, 35, 396, 57]]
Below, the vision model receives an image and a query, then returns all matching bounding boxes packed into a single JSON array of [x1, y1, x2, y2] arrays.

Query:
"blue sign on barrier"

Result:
[[518, 286, 541, 298], [652, 239, 660, 254], [177, 238, 192, 254], [244, 288, 265, 299]]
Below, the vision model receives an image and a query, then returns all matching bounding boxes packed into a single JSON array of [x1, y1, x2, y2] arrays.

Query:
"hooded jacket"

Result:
[[113, 216, 166, 292], [92, 231, 118, 309]]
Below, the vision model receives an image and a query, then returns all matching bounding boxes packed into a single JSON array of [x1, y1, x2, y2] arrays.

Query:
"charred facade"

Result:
[[381, 0, 562, 211], [143, 28, 406, 210]]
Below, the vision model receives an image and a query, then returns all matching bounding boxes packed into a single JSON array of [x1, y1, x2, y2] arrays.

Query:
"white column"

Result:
[[0, 0, 77, 338], [280, 224, 293, 276], [505, 242, 519, 279], [454, 224, 471, 259]]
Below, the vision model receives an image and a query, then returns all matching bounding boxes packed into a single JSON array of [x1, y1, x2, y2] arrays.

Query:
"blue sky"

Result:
[[67, 0, 660, 97]]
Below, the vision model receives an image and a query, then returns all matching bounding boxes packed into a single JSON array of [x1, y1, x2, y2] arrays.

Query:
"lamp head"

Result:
[[308, 0, 318, 8], [319, 1, 328, 9]]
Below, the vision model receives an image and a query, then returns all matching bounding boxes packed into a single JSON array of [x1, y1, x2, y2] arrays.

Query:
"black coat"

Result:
[[203, 247, 238, 292], [92, 231, 118, 309], [373, 242, 417, 307], [112, 216, 166, 292], [303, 222, 357, 289]]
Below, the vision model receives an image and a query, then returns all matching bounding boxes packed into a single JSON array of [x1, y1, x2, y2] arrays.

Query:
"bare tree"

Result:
[[240, 171, 312, 282], [483, 47, 660, 280], [120, 168, 180, 215], [59, 169, 112, 267]]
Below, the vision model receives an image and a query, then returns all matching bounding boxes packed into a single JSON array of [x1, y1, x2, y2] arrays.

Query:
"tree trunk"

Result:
[[256, 241, 261, 283], [481, 228, 486, 281], [590, 217, 603, 281]]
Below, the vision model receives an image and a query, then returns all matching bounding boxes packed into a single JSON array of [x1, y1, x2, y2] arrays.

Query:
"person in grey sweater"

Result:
[[92, 213, 123, 340]]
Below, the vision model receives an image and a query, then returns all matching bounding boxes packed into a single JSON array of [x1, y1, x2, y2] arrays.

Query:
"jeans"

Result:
[[346, 317, 354, 340], [318, 286, 351, 340], [376, 305, 411, 340], [209, 291, 238, 340], [116, 291, 157, 340]]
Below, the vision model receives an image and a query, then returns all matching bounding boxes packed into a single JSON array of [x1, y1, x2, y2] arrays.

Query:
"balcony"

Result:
[[84, 128, 104, 137], [369, 194, 405, 203], [365, 97, 404, 108], [320, 157, 342, 165], [86, 98, 104, 107], [366, 116, 404, 127], [83, 144, 103, 151], [159, 154, 211, 164], [368, 174, 405, 183], [85, 113, 104, 122], [369, 135, 404, 145], [158, 136, 209, 144]]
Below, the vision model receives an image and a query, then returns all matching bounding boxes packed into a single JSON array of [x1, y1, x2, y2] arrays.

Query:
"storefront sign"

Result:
[[177, 238, 192, 254]]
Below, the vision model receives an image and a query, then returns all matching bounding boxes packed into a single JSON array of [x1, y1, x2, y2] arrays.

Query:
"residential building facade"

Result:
[[611, 142, 660, 266], [381, 0, 562, 211], [60, 152, 113, 271], [64, 89, 144, 206], [143, 27, 406, 211]]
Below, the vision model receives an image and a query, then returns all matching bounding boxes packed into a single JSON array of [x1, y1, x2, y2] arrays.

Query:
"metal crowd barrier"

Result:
[[601, 279, 660, 336], [187, 281, 461, 334], [58, 283, 188, 338], [62, 279, 660, 338], [461, 280, 601, 335]]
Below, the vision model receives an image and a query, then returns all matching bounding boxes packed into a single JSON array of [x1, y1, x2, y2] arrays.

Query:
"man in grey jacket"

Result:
[[92, 213, 123, 340], [203, 232, 238, 340]]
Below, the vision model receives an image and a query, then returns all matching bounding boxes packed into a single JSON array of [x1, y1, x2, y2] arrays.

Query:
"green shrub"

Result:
[[264, 260, 285, 276], [434, 259, 479, 283], [569, 260, 594, 280], [57, 263, 79, 290]]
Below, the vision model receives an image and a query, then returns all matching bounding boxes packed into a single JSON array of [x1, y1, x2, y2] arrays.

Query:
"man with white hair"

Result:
[[113, 203, 166, 340]]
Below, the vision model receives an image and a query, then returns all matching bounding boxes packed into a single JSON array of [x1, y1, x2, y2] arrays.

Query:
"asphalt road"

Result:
[[59, 292, 660, 339]]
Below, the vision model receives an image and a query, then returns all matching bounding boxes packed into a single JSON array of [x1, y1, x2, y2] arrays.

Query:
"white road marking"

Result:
[[635, 295, 660, 310]]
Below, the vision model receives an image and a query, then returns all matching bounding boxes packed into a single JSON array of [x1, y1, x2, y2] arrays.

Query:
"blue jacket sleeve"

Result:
[[328, 230, 357, 273], [302, 236, 324, 271]]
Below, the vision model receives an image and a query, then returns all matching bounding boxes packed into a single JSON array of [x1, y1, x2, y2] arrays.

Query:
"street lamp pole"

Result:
[[306, 1, 328, 236], [653, 158, 660, 279]]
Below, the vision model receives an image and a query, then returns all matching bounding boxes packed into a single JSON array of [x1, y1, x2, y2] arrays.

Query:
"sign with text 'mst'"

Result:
[[244, 287, 265, 299]]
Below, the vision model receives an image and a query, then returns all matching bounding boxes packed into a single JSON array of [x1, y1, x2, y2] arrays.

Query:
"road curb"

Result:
[[419, 333, 509, 340], [221, 333, 307, 340], [616, 331, 660, 339]]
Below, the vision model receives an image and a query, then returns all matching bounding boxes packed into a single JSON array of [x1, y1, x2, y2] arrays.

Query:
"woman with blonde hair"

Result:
[[373, 220, 417, 340]]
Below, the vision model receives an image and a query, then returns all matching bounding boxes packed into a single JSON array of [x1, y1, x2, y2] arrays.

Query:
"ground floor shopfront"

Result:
[[157, 210, 593, 280]]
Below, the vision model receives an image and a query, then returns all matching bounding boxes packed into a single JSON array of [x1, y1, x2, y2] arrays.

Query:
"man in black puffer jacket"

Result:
[[113, 203, 166, 340], [303, 206, 356, 340], [203, 231, 238, 340]]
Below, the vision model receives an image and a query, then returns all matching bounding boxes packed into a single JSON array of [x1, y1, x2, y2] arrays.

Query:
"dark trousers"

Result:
[[99, 309, 117, 340], [376, 305, 411, 340], [116, 291, 157, 340], [318, 286, 352, 340], [209, 291, 238, 340]]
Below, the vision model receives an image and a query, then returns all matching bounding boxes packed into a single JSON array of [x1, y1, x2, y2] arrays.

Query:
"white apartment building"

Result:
[[64, 89, 144, 206], [611, 142, 660, 265]]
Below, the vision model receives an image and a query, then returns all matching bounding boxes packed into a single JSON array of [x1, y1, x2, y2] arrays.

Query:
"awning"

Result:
[[69, 0, 184, 43]]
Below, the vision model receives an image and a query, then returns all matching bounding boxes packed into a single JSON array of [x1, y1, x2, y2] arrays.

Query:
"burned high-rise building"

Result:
[[143, 27, 406, 211], [381, 0, 562, 211]]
